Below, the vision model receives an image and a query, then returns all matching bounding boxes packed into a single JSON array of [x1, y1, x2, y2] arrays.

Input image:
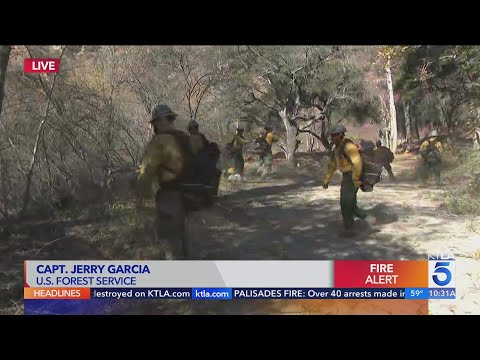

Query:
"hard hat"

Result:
[[151, 104, 177, 122], [328, 124, 347, 135]]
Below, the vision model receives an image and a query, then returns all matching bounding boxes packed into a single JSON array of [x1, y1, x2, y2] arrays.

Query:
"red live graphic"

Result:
[[24, 59, 60, 73]]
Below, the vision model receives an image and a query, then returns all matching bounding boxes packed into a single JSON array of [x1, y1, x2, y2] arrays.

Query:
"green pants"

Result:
[[232, 152, 245, 176], [422, 160, 441, 185], [154, 190, 188, 259], [255, 153, 273, 174], [340, 172, 366, 229]]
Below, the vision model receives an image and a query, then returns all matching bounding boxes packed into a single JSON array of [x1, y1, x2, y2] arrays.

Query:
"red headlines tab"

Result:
[[24, 58, 60, 73]]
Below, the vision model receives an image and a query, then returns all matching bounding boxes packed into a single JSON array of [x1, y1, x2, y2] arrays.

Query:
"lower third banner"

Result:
[[25, 287, 409, 300]]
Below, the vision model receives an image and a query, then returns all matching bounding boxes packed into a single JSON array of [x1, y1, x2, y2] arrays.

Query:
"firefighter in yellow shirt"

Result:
[[262, 126, 279, 175], [323, 124, 367, 233], [137, 104, 191, 260], [231, 127, 251, 176], [254, 125, 279, 176], [419, 130, 443, 185]]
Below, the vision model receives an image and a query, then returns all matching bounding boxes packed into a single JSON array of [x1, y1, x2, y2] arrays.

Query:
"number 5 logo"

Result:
[[433, 262, 452, 286]]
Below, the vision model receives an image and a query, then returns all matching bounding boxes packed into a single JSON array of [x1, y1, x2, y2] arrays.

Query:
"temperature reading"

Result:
[[405, 288, 429, 299], [410, 289, 424, 297]]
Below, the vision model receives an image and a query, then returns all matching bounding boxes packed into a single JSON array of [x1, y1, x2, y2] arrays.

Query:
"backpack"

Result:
[[422, 141, 441, 164], [388, 149, 395, 163], [252, 135, 269, 154], [337, 139, 384, 192], [385, 147, 395, 163], [159, 130, 221, 206], [374, 146, 394, 164]]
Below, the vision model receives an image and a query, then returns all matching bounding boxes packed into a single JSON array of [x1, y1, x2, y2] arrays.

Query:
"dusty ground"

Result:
[[1, 152, 479, 315]]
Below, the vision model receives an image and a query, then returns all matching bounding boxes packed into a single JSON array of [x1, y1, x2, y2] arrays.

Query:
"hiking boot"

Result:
[[361, 184, 374, 192]]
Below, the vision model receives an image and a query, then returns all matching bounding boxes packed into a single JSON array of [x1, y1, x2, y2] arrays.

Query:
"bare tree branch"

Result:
[[249, 92, 280, 113], [296, 116, 320, 130], [297, 128, 323, 142], [249, 46, 280, 72]]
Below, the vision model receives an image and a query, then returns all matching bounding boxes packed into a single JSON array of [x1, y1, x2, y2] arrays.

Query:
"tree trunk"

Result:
[[311, 122, 322, 151], [413, 116, 420, 139], [279, 108, 297, 166], [320, 120, 331, 151], [384, 129, 391, 149], [307, 134, 314, 152], [0, 45, 11, 117], [385, 57, 398, 153], [306, 127, 318, 152], [21, 109, 50, 215], [403, 101, 411, 141], [445, 107, 456, 134], [474, 128, 480, 149]]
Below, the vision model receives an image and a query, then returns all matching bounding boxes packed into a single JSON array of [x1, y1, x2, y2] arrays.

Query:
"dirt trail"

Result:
[[132, 153, 480, 314], [2, 153, 479, 315]]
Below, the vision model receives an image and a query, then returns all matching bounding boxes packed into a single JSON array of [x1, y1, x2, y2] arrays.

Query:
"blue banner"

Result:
[[87, 287, 408, 300], [192, 288, 232, 300], [85, 287, 456, 300], [91, 288, 192, 299], [230, 288, 405, 299], [427, 288, 456, 299], [405, 288, 429, 299]]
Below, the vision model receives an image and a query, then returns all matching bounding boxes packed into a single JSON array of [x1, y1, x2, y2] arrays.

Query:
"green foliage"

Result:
[[443, 149, 480, 215], [395, 45, 480, 133], [444, 191, 480, 216], [105, 200, 138, 226], [343, 101, 382, 125]]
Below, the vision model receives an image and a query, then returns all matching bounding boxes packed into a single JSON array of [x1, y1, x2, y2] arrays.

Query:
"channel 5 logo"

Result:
[[428, 253, 456, 288]]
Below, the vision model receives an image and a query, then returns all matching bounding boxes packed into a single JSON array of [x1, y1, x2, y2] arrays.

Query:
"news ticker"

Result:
[[24, 287, 456, 300], [24, 256, 456, 300]]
